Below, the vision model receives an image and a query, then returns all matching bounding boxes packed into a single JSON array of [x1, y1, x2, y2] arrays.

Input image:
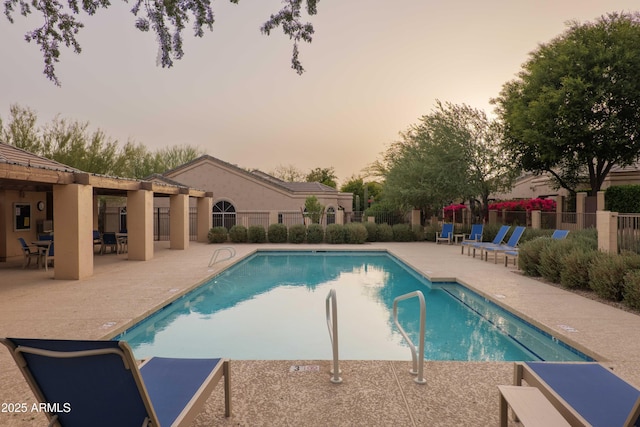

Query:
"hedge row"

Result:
[[517, 228, 640, 311], [207, 223, 425, 245], [605, 185, 640, 213]]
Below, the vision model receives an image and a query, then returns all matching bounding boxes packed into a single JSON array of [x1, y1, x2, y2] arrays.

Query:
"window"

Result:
[[119, 207, 127, 233], [326, 207, 336, 225], [213, 201, 236, 230]]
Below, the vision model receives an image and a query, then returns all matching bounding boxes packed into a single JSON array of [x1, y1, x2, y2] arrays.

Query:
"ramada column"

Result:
[[128, 188, 154, 261], [197, 194, 213, 243], [170, 191, 189, 250], [53, 183, 94, 280]]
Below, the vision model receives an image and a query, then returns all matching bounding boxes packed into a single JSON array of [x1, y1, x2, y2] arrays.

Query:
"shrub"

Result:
[[307, 224, 324, 243], [377, 224, 393, 242], [228, 225, 248, 243], [207, 226, 228, 243], [288, 224, 307, 243], [364, 222, 378, 242], [247, 225, 266, 243], [412, 225, 425, 241], [520, 228, 553, 245], [517, 236, 552, 276], [345, 223, 368, 244], [325, 224, 345, 244], [623, 270, 640, 310], [423, 223, 439, 242], [567, 228, 598, 249], [392, 224, 413, 242], [268, 223, 288, 243], [481, 223, 502, 243], [560, 247, 597, 289], [588, 252, 629, 301], [538, 239, 574, 283], [605, 185, 640, 213]]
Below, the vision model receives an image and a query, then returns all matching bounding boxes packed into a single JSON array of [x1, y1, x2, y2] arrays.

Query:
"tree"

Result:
[[340, 175, 382, 211], [306, 167, 337, 188], [40, 116, 121, 175], [4, 0, 318, 85], [303, 195, 324, 224], [494, 12, 640, 196], [0, 105, 41, 154], [373, 101, 515, 219], [270, 164, 306, 182], [0, 104, 204, 177]]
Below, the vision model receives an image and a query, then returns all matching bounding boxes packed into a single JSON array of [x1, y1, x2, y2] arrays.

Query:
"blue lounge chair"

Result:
[[0, 337, 231, 427], [459, 224, 484, 254], [512, 362, 640, 427], [469, 225, 511, 258], [504, 229, 569, 267], [436, 223, 454, 244], [551, 229, 570, 240], [483, 226, 526, 263]]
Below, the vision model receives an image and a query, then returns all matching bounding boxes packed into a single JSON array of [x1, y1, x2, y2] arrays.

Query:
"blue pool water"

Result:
[[116, 251, 590, 361]]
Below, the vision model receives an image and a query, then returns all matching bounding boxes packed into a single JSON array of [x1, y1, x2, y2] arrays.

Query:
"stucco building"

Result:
[[154, 155, 354, 228]]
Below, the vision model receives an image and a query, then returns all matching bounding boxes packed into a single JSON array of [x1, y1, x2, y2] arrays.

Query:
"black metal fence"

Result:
[[153, 207, 198, 241]]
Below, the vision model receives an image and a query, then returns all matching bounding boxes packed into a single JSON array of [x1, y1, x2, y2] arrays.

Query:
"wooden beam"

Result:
[[0, 164, 75, 184]]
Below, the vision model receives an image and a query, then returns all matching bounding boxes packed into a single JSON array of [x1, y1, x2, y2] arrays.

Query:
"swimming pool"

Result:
[[116, 251, 590, 362]]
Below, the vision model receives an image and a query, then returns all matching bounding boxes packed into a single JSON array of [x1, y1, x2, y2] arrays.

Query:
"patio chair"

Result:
[[483, 226, 526, 263], [435, 223, 454, 244], [503, 362, 640, 427], [459, 224, 483, 254], [101, 232, 118, 254], [42, 241, 54, 271], [93, 230, 103, 254], [469, 225, 511, 258], [0, 337, 231, 427], [17, 237, 41, 269], [504, 230, 569, 268]]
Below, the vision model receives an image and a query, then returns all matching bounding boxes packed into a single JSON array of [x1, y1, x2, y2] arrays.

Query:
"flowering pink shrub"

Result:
[[443, 203, 466, 221], [489, 198, 556, 212]]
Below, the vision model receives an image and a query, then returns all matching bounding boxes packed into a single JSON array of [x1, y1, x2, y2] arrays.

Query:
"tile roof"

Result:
[[0, 143, 77, 172], [164, 155, 342, 194]]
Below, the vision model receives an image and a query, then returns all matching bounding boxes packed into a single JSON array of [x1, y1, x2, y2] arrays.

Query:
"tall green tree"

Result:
[[40, 116, 121, 175], [374, 101, 514, 218], [0, 105, 41, 153], [152, 145, 205, 174], [306, 167, 338, 188], [494, 12, 640, 196], [3, 0, 318, 85], [0, 104, 204, 178]]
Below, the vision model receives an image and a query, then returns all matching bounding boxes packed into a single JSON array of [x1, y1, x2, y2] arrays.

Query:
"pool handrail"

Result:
[[325, 288, 342, 384], [393, 290, 427, 384], [208, 247, 236, 268]]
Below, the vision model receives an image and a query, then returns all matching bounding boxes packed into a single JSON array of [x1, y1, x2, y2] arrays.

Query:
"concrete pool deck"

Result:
[[1, 241, 639, 426]]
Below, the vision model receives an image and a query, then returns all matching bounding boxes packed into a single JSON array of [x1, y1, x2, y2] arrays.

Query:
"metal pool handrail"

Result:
[[393, 290, 427, 384], [208, 247, 236, 268], [326, 288, 342, 384]]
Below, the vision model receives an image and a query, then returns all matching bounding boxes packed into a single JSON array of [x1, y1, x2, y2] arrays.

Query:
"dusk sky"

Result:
[[1, 1, 638, 185]]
